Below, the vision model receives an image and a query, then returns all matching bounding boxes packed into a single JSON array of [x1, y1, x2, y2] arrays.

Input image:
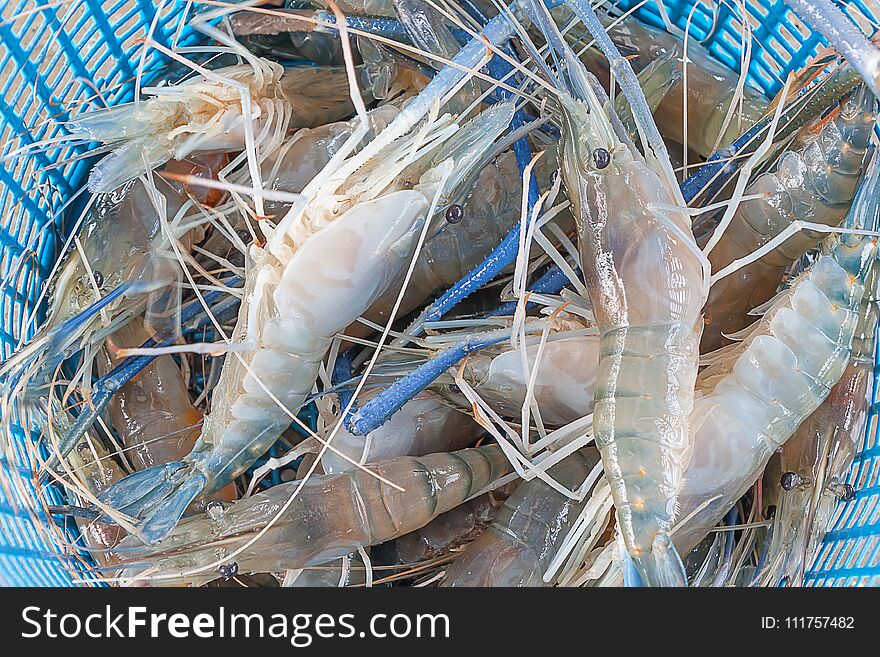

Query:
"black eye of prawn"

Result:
[[780, 471, 802, 491], [445, 204, 464, 224], [592, 147, 611, 170], [218, 562, 239, 580]]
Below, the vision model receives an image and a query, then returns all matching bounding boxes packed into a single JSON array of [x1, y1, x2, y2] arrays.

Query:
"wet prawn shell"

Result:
[[464, 335, 600, 426], [442, 448, 600, 587], [358, 447, 510, 543], [115, 446, 511, 584], [320, 392, 481, 474], [46, 176, 180, 328], [675, 236, 878, 553], [701, 88, 876, 351]]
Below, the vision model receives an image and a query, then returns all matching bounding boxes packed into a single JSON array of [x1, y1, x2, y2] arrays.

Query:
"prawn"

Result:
[[672, 158, 880, 556], [760, 262, 878, 585], [109, 444, 512, 586], [701, 85, 876, 352], [521, 0, 708, 585], [95, 15, 521, 544], [68, 55, 396, 195]]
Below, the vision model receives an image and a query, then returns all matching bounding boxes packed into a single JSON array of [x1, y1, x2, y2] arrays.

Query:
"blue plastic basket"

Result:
[[0, 0, 878, 586]]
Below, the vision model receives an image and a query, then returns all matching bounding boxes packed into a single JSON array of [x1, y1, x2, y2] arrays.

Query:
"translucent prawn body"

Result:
[[675, 230, 879, 554], [68, 59, 383, 194], [762, 260, 879, 585], [523, 0, 707, 586], [113, 445, 512, 586], [702, 86, 877, 351]]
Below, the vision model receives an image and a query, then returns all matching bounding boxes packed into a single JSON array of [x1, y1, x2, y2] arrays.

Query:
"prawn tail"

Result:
[[617, 533, 644, 587], [636, 533, 688, 587], [98, 461, 206, 545]]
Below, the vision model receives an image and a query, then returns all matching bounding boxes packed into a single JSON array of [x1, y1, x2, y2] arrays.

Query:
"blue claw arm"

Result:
[[346, 329, 512, 435], [484, 264, 573, 317]]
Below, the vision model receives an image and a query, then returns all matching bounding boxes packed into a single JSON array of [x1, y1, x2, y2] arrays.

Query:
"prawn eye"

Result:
[[445, 204, 464, 224], [838, 483, 857, 502], [780, 471, 802, 491], [218, 562, 239, 580], [592, 147, 611, 169]]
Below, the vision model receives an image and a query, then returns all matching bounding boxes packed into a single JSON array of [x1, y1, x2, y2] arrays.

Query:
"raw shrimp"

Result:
[[570, 8, 770, 157], [760, 262, 878, 585], [522, 0, 707, 585], [701, 86, 876, 352], [319, 391, 481, 474], [0, 171, 197, 411], [69, 59, 394, 194], [442, 448, 600, 587], [111, 444, 512, 585], [672, 181, 879, 555], [95, 21, 519, 544]]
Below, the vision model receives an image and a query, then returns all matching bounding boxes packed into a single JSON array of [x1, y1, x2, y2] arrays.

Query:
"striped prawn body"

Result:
[[676, 230, 879, 553], [702, 86, 876, 351]]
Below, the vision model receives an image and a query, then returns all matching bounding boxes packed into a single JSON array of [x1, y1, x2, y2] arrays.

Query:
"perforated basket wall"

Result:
[[0, 0, 877, 585]]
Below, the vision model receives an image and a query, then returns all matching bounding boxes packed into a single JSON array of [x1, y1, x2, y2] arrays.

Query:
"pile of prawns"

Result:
[[3, 0, 880, 587]]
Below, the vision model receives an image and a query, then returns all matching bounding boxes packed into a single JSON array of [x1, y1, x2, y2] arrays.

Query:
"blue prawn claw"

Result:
[[98, 461, 207, 545]]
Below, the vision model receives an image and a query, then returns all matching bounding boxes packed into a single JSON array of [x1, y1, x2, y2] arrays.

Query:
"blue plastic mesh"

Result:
[[0, 0, 878, 585], [0, 0, 207, 586]]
